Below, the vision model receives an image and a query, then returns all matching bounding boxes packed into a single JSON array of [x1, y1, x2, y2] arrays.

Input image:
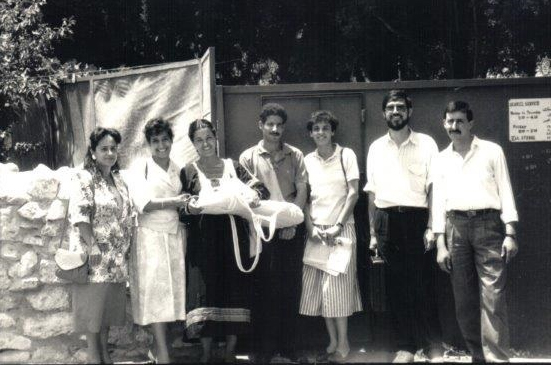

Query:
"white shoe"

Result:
[[393, 350, 415, 363]]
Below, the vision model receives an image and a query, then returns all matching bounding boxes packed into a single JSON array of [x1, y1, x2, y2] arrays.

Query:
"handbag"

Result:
[[55, 249, 89, 284], [368, 249, 387, 312], [54, 197, 89, 284]]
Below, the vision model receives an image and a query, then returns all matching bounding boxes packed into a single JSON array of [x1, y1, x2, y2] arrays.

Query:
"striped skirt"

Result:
[[299, 223, 363, 318]]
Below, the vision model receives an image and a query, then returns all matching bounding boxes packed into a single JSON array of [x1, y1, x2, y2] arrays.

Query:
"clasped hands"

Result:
[[311, 224, 343, 246]]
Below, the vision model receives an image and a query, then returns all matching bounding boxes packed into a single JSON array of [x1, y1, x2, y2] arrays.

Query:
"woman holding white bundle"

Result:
[[128, 118, 189, 364], [180, 119, 270, 363], [299, 110, 363, 363]]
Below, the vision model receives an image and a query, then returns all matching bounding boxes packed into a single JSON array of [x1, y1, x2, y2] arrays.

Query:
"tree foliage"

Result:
[[43, 0, 550, 85], [0, 0, 74, 161]]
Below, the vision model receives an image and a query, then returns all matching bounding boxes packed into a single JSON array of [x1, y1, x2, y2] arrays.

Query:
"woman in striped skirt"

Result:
[[299, 110, 363, 363]]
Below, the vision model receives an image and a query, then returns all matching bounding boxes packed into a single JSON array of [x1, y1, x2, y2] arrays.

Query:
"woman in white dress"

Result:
[[299, 110, 363, 363], [128, 118, 190, 364]]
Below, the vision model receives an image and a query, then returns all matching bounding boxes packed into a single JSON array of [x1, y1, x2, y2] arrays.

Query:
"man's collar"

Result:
[[385, 127, 417, 146], [257, 140, 292, 155], [445, 135, 479, 155]]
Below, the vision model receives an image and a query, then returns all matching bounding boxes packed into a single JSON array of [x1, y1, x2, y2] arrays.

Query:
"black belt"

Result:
[[447, 209, 500, 218], [379, 206, 427, 213]]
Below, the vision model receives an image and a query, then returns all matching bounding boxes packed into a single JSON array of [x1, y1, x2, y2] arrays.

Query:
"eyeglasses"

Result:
[[384, 104, 407, 112]]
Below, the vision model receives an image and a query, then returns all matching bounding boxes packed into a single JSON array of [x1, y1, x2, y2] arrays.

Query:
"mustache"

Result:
[[449, 130, 461, 134]]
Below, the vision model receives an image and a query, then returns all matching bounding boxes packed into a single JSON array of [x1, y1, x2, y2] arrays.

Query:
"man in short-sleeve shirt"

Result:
[[432, 101, 518, 362], [365, 90, 443, 362], [239, 103, 308, 363]]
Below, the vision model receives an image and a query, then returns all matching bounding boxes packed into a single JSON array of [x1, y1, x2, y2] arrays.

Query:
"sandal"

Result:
[[328, 349, 350, 363]]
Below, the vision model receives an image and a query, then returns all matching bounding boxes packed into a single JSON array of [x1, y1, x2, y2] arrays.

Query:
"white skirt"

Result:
[[129, 225, 186, 325]]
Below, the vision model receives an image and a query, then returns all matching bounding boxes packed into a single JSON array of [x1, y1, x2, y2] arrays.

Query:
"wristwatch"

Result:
[[505, 233, 517, 240], [336, 222, 344, 229]]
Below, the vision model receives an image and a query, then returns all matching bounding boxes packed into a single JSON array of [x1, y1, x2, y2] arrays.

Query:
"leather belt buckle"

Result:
[[466, 210, 477, 218], [396, 206, 406, 213]]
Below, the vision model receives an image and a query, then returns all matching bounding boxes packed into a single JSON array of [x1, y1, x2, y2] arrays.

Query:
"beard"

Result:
[[386, 114, 409, 131]]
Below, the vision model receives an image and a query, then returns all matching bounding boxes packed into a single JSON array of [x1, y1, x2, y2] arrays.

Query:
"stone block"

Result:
[[46, 199, 67, 221], [0, 242, 20, 260], [0, 207, 19, 240], [71, 348, 88, 364], [0, 350, 31, 363], [22, 312, 73, 339], [8, 251, 38, 278], [27, 286, 69, 311], [46, 237, 63, 255], [0, 333, 32, 350], [0, 162, 19, 173], [41, 220, 65, 237], [21, 233, 44, 247], [19, 251, 38, 277], [39, 259, 63, 284], [31, 344, 70, 363], [0, 294, 19, 311], [9, 276, 41, 291], [0, 261, 11, 290], [27, 165, 60, 201], [17, 202, 48, 221], [0, 192, 30, 206], [55, 167, 75, 201], [0, 313, 16, 328]]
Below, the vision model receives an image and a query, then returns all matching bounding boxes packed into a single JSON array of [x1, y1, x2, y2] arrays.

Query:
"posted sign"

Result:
[[508, 98, 551, 142]]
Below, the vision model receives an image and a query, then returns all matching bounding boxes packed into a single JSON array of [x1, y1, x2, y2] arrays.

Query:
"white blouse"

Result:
[[305, 144, 359, 226], [126, 158, 183, 234]]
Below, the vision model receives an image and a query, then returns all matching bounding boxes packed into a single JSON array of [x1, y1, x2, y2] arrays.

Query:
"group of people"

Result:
[[68, 89, 518, 364]]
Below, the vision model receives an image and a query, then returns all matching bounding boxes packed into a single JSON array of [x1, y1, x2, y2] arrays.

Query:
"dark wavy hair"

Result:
[[307, 110, 339, 132], [382, 89, 412, 111], [144, 118, 174, 143], [188, 119, 216, 142], [83, 127, 122, 172], [443, 100, 474, 121], [259, 103, 288, 124]]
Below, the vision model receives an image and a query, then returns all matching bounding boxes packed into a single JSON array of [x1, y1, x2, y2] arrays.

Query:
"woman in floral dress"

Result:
[[69, 127, 134, 364]]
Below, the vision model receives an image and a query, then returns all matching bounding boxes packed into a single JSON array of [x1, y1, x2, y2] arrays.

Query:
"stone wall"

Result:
[[0, 163, 153, 364]]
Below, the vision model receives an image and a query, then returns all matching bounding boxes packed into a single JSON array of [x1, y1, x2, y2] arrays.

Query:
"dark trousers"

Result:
[[252, 224, 305, 357], [374, 207, 442, 353], [446, 211, 510, 362]]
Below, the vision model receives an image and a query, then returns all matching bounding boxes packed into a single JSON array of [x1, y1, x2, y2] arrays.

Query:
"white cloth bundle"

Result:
[[193, 160, 304, 273]]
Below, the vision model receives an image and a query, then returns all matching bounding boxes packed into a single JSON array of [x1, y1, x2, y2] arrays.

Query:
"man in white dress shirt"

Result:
[[432, 101, 518, 362], [365, 90, 443, 362]]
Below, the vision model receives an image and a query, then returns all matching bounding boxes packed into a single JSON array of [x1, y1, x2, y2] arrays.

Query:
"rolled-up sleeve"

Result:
[[294, 151, 308, 186], [494, 147, 519, 224], [69, 170, 94, 225]]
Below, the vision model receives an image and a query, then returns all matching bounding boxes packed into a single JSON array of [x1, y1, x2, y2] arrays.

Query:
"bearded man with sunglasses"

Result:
[[365, 89, 443, 362]]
